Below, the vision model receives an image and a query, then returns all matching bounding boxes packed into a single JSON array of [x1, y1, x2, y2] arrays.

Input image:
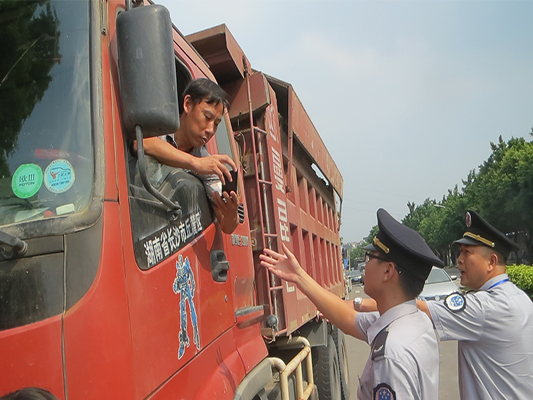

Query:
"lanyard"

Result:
[[488, 278, 509, 289]]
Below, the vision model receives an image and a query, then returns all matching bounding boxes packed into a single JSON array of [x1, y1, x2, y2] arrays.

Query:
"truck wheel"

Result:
[[312, 333, 341, 400], [332, 326, 351, 400]]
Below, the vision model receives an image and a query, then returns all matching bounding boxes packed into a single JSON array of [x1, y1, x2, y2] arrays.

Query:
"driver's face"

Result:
[[182, 96, 224, 149]]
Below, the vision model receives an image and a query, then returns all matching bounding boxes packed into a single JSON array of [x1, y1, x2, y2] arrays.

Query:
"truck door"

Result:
[[120, 150, 237, 397], [117, 62, 239, 396]]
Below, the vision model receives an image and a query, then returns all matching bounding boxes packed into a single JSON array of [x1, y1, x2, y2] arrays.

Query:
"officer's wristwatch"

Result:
[[353, 297, 363, 311]]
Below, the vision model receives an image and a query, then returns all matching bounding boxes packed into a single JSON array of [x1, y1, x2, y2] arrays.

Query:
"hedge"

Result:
[[507, 264, 533, 300]]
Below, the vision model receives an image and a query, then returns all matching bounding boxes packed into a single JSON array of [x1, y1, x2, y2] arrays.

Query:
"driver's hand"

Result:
[[192, 154, 237, 184]]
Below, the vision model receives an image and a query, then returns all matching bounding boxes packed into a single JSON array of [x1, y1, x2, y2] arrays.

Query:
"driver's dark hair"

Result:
[[0, 387, 58, 400], [182, 78, 229, 112]]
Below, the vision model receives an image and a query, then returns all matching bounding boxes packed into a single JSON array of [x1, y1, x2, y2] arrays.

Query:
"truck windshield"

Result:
[[0, 0, 92, 228]]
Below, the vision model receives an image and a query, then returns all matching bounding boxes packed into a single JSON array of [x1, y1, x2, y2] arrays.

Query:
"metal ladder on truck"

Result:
[[232, 65, 316, 400]]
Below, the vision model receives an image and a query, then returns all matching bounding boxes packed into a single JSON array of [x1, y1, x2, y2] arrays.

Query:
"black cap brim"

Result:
[[363, 243, 377, 251], [453, 237, 482, 247]]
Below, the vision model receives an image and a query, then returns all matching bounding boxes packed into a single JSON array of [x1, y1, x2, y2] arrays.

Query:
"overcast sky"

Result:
[[159, 0, 533, 242]]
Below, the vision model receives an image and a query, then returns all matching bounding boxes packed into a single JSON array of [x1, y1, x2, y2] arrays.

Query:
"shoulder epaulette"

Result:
[[371, 328, 389, 360]]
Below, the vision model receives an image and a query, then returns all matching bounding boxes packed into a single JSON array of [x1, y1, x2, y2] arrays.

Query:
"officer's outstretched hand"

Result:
[[260, 244, 304, 284], [191, 154, 237, 184]]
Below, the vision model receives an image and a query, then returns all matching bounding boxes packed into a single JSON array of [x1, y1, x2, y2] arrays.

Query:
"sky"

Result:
[[159, 0, 533, 243]]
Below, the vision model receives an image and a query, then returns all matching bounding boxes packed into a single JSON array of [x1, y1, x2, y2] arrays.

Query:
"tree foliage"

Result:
[[402, 135, 533, 264], [507, 264, 533, 299], [350, 224, 378, 266], [0, 0, 60, 177]]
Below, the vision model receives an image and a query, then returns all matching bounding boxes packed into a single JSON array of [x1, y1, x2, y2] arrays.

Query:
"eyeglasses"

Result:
[[365, 252, 389, 263]]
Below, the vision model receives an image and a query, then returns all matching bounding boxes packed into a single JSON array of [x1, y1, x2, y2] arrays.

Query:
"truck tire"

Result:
[[332, 326, 351, 400], [312, 333, 341, 400]]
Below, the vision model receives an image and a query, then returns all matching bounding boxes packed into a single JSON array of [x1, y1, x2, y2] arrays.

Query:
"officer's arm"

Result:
[[347, 298, 378, 312], [416, 300, 433, 321], [352, 297, 434, 323], [261, 245, 366, 341]]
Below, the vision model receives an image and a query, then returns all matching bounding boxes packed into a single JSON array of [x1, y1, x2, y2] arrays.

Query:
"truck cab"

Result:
[[0, 2, 347, 399]]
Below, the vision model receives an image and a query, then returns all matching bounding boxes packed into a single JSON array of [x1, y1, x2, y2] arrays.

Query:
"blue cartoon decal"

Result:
[[173, 254, 200, 359]]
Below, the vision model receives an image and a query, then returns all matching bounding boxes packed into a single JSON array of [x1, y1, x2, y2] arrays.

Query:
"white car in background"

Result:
[[419, 267, 460, 301]]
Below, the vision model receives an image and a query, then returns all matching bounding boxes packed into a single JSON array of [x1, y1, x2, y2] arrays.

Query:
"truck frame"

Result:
[[0, 1, 348, 399]]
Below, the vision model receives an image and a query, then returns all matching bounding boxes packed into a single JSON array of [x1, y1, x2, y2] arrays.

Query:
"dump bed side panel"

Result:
[[187, 25, 345, 338]]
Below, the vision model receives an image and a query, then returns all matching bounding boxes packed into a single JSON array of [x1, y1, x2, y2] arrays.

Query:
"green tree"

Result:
[[403, 135, 533, 264], [463, 136, 533, 261], [0, 0, 60, 177], [349, 224, 379, 266]]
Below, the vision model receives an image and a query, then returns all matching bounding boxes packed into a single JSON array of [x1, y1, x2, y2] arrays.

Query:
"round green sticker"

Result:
[[12, 164, 43, 199]]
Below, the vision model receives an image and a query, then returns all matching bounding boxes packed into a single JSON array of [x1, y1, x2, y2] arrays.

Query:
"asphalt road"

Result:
[[345, 283, 460, 400]]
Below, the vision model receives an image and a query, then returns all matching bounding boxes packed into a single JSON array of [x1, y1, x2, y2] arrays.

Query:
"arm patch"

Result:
[[444, 292, 466, 312], [373, 383, 396, 400]]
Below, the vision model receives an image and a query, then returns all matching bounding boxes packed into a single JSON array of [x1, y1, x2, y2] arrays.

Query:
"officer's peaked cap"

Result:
[[453, 210, 519, 258], [364, 208, 444, 280]]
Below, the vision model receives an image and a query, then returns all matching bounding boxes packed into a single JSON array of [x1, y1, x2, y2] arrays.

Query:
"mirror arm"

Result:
[[136, 125, 182, 221], [125, 0, 143, 11]]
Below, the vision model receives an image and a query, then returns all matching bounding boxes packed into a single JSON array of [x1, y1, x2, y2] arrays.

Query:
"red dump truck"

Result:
[[0, 1, 347, 399]]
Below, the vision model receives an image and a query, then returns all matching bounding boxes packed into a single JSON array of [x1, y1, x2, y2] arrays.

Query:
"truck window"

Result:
[[127, 163, 214, 270], [126, 61, 216, 270], [0, 0, 92, 231], [215, 117, 234, 160]]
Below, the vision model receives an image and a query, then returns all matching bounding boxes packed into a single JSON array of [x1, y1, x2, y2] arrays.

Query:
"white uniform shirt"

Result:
[[355, 300, 439, 400], [427, 274, 533, 400]]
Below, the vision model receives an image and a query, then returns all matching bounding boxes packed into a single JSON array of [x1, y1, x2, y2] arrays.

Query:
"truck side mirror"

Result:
[[116, 4, 179, 139], [116, 4, 181, 217]]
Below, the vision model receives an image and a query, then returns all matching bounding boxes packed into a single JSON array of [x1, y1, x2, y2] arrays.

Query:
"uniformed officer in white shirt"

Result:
[[260, 208, 444, 400], [418, 210, 533, 400]]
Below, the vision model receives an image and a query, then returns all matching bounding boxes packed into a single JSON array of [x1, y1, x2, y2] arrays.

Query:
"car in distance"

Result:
[[346, 268, 362, 284], [418, 266, 459, 301], [359, 263, 366, 285]]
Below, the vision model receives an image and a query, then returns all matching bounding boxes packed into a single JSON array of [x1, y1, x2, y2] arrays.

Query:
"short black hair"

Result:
[[479, 246, 507, 266], [375, 251, 425, 299], [0, 388, 58, 400], [395, 264, 425, 299], [182, 78, 229, 112]]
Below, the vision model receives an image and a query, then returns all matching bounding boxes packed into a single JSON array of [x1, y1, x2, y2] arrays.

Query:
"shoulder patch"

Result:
[[371, 328, 389, 361], [444, 292, 466, 312], [373, 383, 396, 400]]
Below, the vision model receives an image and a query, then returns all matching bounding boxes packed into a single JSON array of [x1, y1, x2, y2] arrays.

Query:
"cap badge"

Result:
[[465, 212, 472, 227], [373, 237, 390, 253], [444, 292, 466, 312]]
